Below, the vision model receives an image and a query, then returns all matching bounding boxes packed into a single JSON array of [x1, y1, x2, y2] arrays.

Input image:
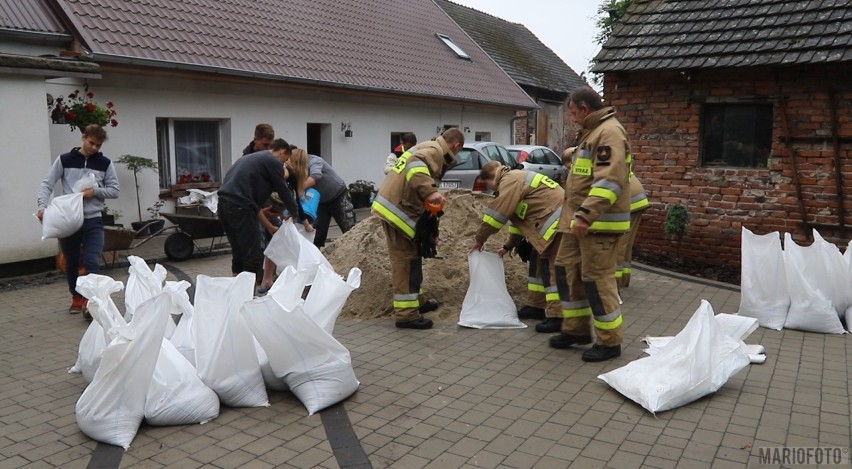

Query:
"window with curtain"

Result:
[[156, 119, 222, 187]]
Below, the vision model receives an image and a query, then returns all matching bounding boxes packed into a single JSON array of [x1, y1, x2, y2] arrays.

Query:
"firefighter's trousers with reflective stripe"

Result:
[[615, 211, 644, 288], [525, 250, 547, 310], [555, 232, 624, 347], [382, 220, 424, 323]]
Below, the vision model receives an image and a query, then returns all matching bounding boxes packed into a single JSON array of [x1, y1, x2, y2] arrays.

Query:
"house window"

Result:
[[156, 119, 222, 187], [437, 34, 471, 60], [701, 103, 773, 168], [475, 132, 490, 142]]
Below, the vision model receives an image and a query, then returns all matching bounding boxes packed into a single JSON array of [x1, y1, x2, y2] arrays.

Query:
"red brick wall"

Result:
[[603, 64, 852, 269]]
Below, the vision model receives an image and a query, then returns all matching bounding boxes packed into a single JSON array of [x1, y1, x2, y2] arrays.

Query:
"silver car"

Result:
[[440, 141, 518, 192], [506, 145, 566, 183]]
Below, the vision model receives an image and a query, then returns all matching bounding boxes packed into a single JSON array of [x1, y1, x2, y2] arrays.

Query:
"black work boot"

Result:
[[517, 305, 546, 320], [396, 317, 433, 330], [581, 344, 621, 362], [419, 299, 439, 314], [548, 333, 592, 349], [534, 317, 562, 333]]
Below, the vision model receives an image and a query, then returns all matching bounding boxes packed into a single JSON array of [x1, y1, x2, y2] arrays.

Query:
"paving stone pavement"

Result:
[[1, 221, 850, 468]]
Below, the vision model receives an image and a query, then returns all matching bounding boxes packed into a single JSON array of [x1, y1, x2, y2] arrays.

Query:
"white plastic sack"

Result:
[[713, 313, 759, 342], [782, 233, 846, 334], [296, 223, 316, 243], [600, 300, 750, 413], [255, 339, 289, 391], [737, 228, 789, 330], [268, 265, 310, 310], [644, 336, 766, 364], [145, 339, 219, 426], [264, 219, 334, 284], [164, 280, 196, 366], [76, 294, 170, 449], [193, 273, 269, 408], [41, 192, 84, 239], [124, 256, 166, 322], [70, 275, 127, 382], [812, 231, 852, 318], [458, 251, 526, 329], [845, 240, 852, 330], [303, 265, 362, 334], [178, 188, 219, 214], [242, 298, 359, 415]]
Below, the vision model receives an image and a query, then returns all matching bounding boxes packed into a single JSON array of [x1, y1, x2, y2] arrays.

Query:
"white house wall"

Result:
[[46, 72, 516, 229], [2, 75, 59, 264]]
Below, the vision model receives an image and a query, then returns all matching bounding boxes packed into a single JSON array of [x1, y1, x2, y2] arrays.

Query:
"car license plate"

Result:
[[439, 181, 459, 189]]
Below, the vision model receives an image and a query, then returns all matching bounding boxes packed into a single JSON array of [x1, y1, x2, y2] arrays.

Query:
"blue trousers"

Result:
[[59, 217, 104, 296]]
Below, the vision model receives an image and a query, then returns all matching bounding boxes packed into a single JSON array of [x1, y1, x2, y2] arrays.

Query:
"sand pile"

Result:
[[323, 190, 529, 323]]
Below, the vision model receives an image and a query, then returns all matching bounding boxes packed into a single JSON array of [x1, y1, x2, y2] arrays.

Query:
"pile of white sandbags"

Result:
[[70, 247, 361, 449], [738, 227, 851, 333]]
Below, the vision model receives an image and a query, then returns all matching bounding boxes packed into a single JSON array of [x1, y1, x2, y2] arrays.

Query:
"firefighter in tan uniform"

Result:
[[551, 86, 631, 362], [371, 129, 464, 329], [615, 173, 650, 288], [470, 161, 566, 323]]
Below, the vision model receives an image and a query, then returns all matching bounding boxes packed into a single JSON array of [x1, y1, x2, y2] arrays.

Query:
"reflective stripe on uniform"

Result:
[[508, 224, 523, 235], [393, 292, 419, 309], [528, 277, 545, 292], [373, 195, 417, 238], [405, 161, 430, 182], [540, 208, 561, 241], [589, 179, 622, 204], [571, 211, 630, 232], [561, 299, 591, 318], [594, 313, 623, 330], [483, 208, 507, 230], [545, 285, 559, 302], [630, 192, 650, 212]]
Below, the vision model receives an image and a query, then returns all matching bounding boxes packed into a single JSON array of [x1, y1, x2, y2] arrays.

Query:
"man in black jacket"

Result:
[[218, 138, 301, 281]]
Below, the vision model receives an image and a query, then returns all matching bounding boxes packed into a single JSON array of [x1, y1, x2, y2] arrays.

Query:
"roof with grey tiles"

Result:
[[0, 0, 68, 34], [593, 0, 852, 72], [48, 0, 535, 108], [435, 0, 586, 94]]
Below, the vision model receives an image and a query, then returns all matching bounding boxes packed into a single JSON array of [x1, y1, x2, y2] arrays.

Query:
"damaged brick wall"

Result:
[[603, 64, 852, 270]]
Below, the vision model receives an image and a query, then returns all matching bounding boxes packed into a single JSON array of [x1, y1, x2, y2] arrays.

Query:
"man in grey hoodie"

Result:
[[36, 124, 120, 318]]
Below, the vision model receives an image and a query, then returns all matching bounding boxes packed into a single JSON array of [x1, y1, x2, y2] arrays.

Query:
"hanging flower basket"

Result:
[[49, 86, 118, 132]]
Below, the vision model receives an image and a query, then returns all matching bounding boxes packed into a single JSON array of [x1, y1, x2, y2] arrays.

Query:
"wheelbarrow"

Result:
[[160, 212, 225, 261], [100, 220, 166, 268]]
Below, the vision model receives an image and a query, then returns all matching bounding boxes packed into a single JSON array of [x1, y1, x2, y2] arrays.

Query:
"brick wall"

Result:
[[603, 64, 852, 269]]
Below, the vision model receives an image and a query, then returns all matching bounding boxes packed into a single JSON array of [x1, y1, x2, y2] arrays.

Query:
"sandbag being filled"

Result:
[[458, 251, 525, 329]]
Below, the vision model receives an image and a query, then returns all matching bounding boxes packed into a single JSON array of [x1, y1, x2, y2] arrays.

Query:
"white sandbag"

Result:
[[737, 228, 788, 330], [165, 280, 196, 366], [145, 339, 219, 426], [76, 294, 170, 449], [193, 273, 269, 408], [124, 256, 166, 322], [255, 339, 288, 391], [782, 233, 846, 334], [70, 275, 126, 382], [813, 231, 852, 319], [296, 222, 316, 243], [644, 336, 766, 364], [242, 298, 359, 415], [601, 300, 750, 413], [846, 241, 852, 331], [303, 265, 362, 334], [41, 192, 84, 239], [264, 219, 334, 284], [268, 265, 310, 310], [458, 251, 526, 329], [713, 313, 759, 341]]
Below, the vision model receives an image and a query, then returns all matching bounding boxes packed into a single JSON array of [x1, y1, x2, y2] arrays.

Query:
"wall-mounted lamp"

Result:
[[341, 122, 353, 138], [463, 126, 470, 133]]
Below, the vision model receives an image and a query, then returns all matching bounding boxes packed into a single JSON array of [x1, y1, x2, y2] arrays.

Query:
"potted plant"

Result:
[[100, 205, 122, 226], [144, 200, 167, 235], [48, 86, 118, 132], [116, 155, 160, 236], [348, 179, 376, 208]]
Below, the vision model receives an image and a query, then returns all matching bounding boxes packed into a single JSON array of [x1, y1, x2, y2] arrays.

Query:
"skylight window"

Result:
[[437, 34, 471, 60]]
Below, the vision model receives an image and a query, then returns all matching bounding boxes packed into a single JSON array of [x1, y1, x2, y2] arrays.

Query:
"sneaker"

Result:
[[395, 317, 433, 330], [82, 309, 93, 321], [69, 295, 86, 314], [549, 333, 592, 349], [535, 317, 562, 333], [419, 299, 439, 314], [517, 305, 546, 320], [581, 344, 621, 362]]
